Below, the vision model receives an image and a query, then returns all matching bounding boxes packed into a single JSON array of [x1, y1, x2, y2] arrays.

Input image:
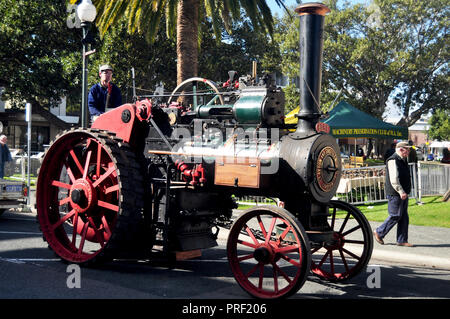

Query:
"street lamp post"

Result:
[[77, 0, 97, 128]]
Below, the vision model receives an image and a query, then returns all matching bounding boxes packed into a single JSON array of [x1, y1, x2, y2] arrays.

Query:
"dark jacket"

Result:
[[0, 144, 12, 164], [384, 148, 395, 163], [88, 82, 122, 117], [385, 152, 411, 196], [408, 148, 418, 163], [442, 148, 450, 164]]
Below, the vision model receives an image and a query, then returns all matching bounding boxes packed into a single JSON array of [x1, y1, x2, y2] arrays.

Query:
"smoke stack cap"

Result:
[[295, 2, 330, 16]]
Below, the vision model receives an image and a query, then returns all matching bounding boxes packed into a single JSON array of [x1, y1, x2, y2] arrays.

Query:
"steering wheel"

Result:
[[167, 77, 225, 107]]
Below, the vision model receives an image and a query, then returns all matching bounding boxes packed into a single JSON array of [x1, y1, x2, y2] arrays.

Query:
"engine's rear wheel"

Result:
[[36, 129, 145, 265], [310, 200, 373, 281]]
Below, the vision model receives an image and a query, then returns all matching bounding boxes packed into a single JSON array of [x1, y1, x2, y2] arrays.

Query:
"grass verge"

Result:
[[237, 196, 450, 228], [357, 196, 450, 228]]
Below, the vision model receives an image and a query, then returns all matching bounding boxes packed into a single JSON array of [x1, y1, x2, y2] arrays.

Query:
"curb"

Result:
[[370, 248, 450, 270]]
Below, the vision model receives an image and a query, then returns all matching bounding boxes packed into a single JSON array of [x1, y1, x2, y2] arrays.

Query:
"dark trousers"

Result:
[[376, 195, 409, 244]]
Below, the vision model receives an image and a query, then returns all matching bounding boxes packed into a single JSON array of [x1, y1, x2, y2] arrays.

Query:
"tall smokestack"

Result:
[[294, 3, 330, 136]]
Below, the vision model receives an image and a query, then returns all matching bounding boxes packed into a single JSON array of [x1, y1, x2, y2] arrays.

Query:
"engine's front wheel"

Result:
[[36, 129, 144, 265], [227, 206, 311, 299]]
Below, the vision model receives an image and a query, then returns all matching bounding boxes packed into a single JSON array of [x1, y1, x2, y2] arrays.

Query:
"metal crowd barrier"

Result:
[[237, 162, 450, 206], [418, 162, 450, 198], [4, 156, 41, 179], [236, 196, 277, 206], [334, 165, 388, 204]]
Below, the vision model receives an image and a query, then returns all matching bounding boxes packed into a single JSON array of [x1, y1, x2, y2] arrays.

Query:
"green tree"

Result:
[[196, 18, 282, 88], [275, 0, 449, 125], [325, 0, 449, 124], [0, 0, 80, 109], [0, 0, 284, 119], [87, 16, 281, 103], [226, 19, 282, 75], [91, 0, 287, 85], [273, 7, 301, 112], [381, 0, 449, 127], [273, 7, 299, 81], [428, 109, 450, 141], [197, 20, 259, 82]]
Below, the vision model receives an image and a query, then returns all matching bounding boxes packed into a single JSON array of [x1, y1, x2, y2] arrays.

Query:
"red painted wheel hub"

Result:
[[69, 179, 97, 214], [324, 232, 345, 251], [253, 243, 277, 265]]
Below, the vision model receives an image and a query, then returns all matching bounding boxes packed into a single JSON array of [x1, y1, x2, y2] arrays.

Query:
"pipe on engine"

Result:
[[279, 3, 341, 205], [294, 3, 330, 137]]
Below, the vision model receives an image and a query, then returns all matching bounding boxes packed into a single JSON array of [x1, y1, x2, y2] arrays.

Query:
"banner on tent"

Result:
[[331, 128, 404, 138]]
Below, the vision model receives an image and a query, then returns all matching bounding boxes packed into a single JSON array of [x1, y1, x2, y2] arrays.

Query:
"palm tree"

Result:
[[91, 0, 288, 85]]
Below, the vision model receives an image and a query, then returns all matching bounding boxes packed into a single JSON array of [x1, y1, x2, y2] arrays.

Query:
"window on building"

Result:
[[4, 125, 49, 153]]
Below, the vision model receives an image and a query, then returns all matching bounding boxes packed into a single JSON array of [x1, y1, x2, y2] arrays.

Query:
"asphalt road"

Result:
[[1, 210, 449, 301]]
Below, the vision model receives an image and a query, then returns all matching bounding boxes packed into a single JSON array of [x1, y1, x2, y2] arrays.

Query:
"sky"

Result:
[[268, 0, 301, 15], [269, 0, 370, 16]]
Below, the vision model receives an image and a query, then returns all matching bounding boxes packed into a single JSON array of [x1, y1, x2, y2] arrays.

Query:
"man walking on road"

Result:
[[374, 141, 414, 247]]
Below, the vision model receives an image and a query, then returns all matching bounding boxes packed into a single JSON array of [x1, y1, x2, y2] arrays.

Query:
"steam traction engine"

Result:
[[36, 3, 373, 299]]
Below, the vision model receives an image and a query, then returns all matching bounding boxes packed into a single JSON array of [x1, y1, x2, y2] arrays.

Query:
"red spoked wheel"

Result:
[[310, 200, 373, 281], [227, 206, 310, 299], [36, 129, 144, 265]]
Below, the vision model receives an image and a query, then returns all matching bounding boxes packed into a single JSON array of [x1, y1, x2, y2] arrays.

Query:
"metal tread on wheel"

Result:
[[36, 128, 145, 266]]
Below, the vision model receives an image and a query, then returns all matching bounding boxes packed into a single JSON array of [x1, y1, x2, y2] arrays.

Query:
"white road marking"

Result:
[[0, 231, 42, 235], [0, 257, 61, 263]]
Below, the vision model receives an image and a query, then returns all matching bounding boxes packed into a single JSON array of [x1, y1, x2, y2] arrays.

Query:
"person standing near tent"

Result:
[[374, 141, 414, 247], [442, 147, 450, 164], [0, 135, 12, 179], [384, 143, 396, 163], [407, 140, 418, 164]]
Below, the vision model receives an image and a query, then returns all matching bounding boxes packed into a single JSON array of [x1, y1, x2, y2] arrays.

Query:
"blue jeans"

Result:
[[376, 195, 409, 244]]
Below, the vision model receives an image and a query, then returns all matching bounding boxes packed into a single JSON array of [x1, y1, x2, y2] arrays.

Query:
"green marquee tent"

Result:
[[322, 101, 408, 139]]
